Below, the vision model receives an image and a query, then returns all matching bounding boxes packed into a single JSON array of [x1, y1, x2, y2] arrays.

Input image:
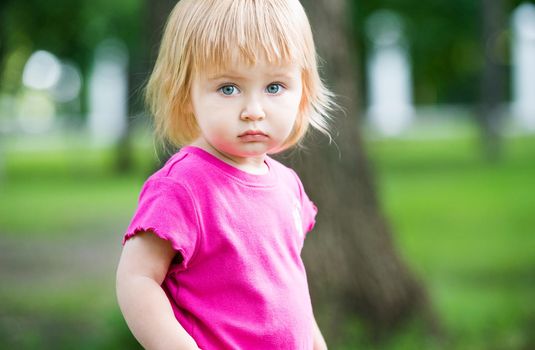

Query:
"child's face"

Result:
[[190, 58, 302, 162]]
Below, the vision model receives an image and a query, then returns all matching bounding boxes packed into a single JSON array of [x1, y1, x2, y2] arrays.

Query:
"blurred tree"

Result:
[[294, 0, 441, 344], [81, 0, 145, 172], [0, 2, 8, 86], [479, 0, 506, 161], [145, 0, 179, 165]]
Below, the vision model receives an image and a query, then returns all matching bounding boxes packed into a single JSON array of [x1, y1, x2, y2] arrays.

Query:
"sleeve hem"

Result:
[[123, 226, 190, 270]]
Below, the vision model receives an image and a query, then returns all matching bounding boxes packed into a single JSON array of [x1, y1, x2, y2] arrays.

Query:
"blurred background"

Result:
[[0, 0, 534, 349]]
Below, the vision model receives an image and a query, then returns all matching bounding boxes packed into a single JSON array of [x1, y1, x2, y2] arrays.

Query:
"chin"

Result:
[[244, 143, 279, 154], [217, 140, 282, 158], [237, 148, 270, 157]]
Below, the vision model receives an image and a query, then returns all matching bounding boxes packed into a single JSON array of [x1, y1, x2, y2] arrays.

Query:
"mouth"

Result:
[[238, 130, 269, 142], [239, 130, 268, 137]]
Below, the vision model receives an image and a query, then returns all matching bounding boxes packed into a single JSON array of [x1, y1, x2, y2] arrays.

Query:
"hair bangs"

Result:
[[191, 0, 308, 74]]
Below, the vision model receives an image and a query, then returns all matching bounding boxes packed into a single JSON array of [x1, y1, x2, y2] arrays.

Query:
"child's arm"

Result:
[[313, 316, 328, 350], [116, 232, 200, 350]]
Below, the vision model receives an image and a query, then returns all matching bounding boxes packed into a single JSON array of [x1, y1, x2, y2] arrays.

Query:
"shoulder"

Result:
[[266, 156, 305, 191], [131, 151, 204, 208], [149, 150, 207, 185]]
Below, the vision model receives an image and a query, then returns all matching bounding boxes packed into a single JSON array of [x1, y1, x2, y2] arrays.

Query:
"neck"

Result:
[[190, 139, 268, 175]]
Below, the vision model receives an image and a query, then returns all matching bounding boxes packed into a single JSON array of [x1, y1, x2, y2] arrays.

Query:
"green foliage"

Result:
[[0, 0, 144, 94], [351, 0, 535, 104]]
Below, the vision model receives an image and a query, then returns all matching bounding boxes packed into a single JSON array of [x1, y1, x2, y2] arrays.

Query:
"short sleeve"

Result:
[[123, 178, 200, 269], [290, 170, 318, 235]]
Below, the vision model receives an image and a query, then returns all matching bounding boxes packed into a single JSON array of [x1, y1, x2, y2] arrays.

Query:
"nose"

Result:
[[240, 95, 265, 121]]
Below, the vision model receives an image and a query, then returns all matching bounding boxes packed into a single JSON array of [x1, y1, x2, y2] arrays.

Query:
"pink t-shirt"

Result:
[[124, 146, 318, 349]]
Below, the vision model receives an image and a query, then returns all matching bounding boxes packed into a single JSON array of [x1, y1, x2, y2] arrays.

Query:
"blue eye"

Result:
[[219, 85, 238, 96], [266, 83, 282, 94]]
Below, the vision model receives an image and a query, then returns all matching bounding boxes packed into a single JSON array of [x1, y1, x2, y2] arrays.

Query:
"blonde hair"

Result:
[[146, 0, 334, 150]]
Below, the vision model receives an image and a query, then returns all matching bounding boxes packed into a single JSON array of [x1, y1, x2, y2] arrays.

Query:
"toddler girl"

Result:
[[116, 0, 334, 349]]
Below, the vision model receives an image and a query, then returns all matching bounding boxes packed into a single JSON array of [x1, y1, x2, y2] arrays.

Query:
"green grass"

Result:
[[1, 132, 534, 349], [361, 135, 535, 349], [0, 139, 151, 349], [0, 142, 155, 238]]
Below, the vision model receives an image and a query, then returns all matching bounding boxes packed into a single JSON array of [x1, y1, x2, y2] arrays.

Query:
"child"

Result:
[[116, 0, 334, 349]]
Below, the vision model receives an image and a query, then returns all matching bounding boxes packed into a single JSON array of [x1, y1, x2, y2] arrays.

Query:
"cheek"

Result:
[[192, 97, 219, 126], [281, 93, 301, 122], [270, 103, 299, 137], [196, 111, 233, 140]]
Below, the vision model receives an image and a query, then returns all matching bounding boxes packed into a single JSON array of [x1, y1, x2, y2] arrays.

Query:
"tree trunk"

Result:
[[147, 0, 180, 167], [291, 0, 440, 342], [115, 0, 178, 172], [0, 1, 8, 180], [478, 0, 505, 162]]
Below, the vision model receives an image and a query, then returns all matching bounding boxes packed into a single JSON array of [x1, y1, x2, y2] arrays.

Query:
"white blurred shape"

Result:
[[366, 10, 414, 136], [51, 62, 83, 103], [22, 50, 61, 90], [88, 38, 129, 145], [512, 3, 535, 131], [17, 91, 56, 133]]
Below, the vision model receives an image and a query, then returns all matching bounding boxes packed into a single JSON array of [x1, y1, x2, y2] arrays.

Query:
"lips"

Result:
[[238, 130, 269, 142]]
